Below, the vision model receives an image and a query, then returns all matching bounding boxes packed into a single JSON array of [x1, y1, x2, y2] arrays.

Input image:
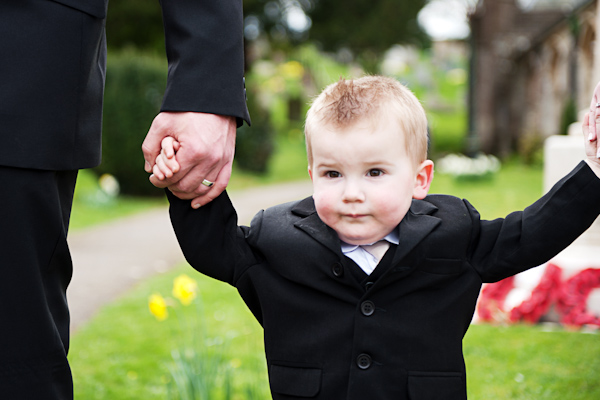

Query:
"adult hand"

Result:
[[142, 112, 236, 208], [588, 81, 600, 150], [583, 112, 600, 178]]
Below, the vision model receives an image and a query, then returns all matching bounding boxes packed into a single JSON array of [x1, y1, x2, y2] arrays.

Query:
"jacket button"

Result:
[[331, 262, 344, 277], [364, 281, 374, 291], [360, 300, 375, 316], [357, 353, 372, 369]]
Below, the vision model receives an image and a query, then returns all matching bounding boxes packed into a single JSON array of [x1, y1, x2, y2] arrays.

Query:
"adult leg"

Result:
[[0, 166, 78, 400]]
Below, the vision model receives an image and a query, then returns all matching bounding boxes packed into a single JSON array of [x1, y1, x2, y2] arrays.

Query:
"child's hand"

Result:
[[152, 137, 181, 180], [583, 112, 600, 178]]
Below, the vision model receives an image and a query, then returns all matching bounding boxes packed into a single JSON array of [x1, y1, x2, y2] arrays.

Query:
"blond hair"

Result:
[[304, 76, 428, 166]]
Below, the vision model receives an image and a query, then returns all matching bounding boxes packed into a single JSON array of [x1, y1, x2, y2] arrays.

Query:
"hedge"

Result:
[[96, 50, 167, 196]]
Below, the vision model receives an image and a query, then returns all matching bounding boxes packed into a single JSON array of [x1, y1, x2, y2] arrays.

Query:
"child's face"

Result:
[[308, 117, 432, 245]]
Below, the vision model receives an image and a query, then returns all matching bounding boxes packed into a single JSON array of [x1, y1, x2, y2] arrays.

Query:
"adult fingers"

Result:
[[582, 112, 600, 160], [588, 81, 600, 141], [164, 160, 221, 202], [187, 161, 233, 208]]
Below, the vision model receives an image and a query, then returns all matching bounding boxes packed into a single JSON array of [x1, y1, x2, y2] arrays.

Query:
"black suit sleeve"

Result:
[[469, 161, 600, 283], [168, 190, 266, 323], [159, 0, 250, 126], [167, 190, 259, 285]]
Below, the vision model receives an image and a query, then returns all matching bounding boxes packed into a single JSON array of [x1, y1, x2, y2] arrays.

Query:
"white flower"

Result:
[[437, 153, 500, 178], [99, 173, 120, 197]]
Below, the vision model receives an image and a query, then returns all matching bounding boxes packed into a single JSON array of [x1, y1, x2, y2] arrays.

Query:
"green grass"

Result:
[[69, 263, 600, 399], [69, 265, 268, 400], [69, 155, 596, 400], [430, 158, 544, 219], [70, 158, 600, 399], [429, 109, 468, 155], [465, 324, 600, 399], [70, 169, 165, 231], [72, 149, 595, 399]]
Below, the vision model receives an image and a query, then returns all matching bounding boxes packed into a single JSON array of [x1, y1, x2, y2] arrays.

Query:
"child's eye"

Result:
[[325, 171, 341, 178], [367, 169, 384, 177]]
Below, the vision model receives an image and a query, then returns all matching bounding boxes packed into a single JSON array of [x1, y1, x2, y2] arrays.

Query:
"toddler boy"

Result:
[[155, 76, 600, 399]]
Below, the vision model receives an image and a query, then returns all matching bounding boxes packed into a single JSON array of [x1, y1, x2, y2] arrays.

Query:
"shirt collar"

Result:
[[340, 228, 400, 254]]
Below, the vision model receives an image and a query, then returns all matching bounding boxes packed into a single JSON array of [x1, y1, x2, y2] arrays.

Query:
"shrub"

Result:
[[235, 85, 274, 174], [96, 50, 167, 196]]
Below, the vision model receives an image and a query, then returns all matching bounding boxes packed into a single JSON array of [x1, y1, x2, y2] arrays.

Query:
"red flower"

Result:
[[510, 264, 562, 324], [477, 276, 515, 322], [557, 268, 600, 327]]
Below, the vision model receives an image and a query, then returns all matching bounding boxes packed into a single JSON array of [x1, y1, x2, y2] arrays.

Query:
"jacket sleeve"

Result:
[[469, 161, 600, 283], [159, 0, 250, 126], [167, 190, 259, 286]]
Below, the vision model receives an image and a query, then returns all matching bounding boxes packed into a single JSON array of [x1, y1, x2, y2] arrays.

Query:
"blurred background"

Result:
[[90, 0, 600, 198], [69, 1, 600, 399]]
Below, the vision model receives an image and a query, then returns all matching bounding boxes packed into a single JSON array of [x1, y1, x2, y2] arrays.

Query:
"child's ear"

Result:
[[308, 165, 313, 181], [412, 160, 434, 200]]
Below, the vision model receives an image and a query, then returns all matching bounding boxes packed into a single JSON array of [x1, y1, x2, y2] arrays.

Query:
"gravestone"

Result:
[[544, 120, 600, 315]]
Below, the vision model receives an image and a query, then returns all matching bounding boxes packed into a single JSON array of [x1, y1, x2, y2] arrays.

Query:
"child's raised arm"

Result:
[[152, 137, 181, 181]]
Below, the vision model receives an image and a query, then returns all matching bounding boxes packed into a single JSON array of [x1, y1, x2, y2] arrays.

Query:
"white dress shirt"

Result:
[[340, 230, 400, 275]]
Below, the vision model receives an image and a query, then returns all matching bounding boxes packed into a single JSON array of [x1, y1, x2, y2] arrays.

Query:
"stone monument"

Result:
[[544, 118, 600, 316]]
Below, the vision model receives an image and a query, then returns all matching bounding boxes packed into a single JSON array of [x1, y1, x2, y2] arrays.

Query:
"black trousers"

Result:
[[0, 166, 77, 400]]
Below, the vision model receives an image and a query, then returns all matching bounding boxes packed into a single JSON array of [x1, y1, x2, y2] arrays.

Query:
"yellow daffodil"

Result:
[[172, 274, 198, 306], [148, 293, 168, 321]]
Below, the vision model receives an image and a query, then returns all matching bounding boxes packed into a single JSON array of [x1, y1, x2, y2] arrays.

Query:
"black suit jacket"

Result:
[[168, 162, 600, 400], [0, 0, 249, 170]]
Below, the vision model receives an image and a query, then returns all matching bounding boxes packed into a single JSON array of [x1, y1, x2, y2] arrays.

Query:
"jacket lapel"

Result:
[[291, 197, 441, 264], [391, 199, 441, 274], [292, 197, 342, 256]]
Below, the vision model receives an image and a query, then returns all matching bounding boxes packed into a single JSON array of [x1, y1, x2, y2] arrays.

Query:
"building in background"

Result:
[[469, 0, 598, 156]]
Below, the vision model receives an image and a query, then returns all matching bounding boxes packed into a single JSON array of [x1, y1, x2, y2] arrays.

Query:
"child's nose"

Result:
[[342, 180, 365, 202]]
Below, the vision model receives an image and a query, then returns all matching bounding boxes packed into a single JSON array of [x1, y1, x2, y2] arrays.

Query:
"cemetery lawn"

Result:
[[69, 265, 270, 400], [69, 264, 600, 400], [464, 324, 600, 399], [68, 158, 600, 399]]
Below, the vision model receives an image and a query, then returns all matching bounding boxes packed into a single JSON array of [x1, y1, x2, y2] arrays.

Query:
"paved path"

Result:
[[67, 180, 313, 332]]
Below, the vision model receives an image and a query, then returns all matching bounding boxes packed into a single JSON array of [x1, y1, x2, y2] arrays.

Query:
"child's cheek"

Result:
[[375, 195, 411, 226], [313, 194, 336, 225]]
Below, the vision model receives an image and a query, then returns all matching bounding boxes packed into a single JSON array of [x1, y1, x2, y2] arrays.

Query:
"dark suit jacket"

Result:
[[0, 0, 249, 170], [168, 162, 600, 400]]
